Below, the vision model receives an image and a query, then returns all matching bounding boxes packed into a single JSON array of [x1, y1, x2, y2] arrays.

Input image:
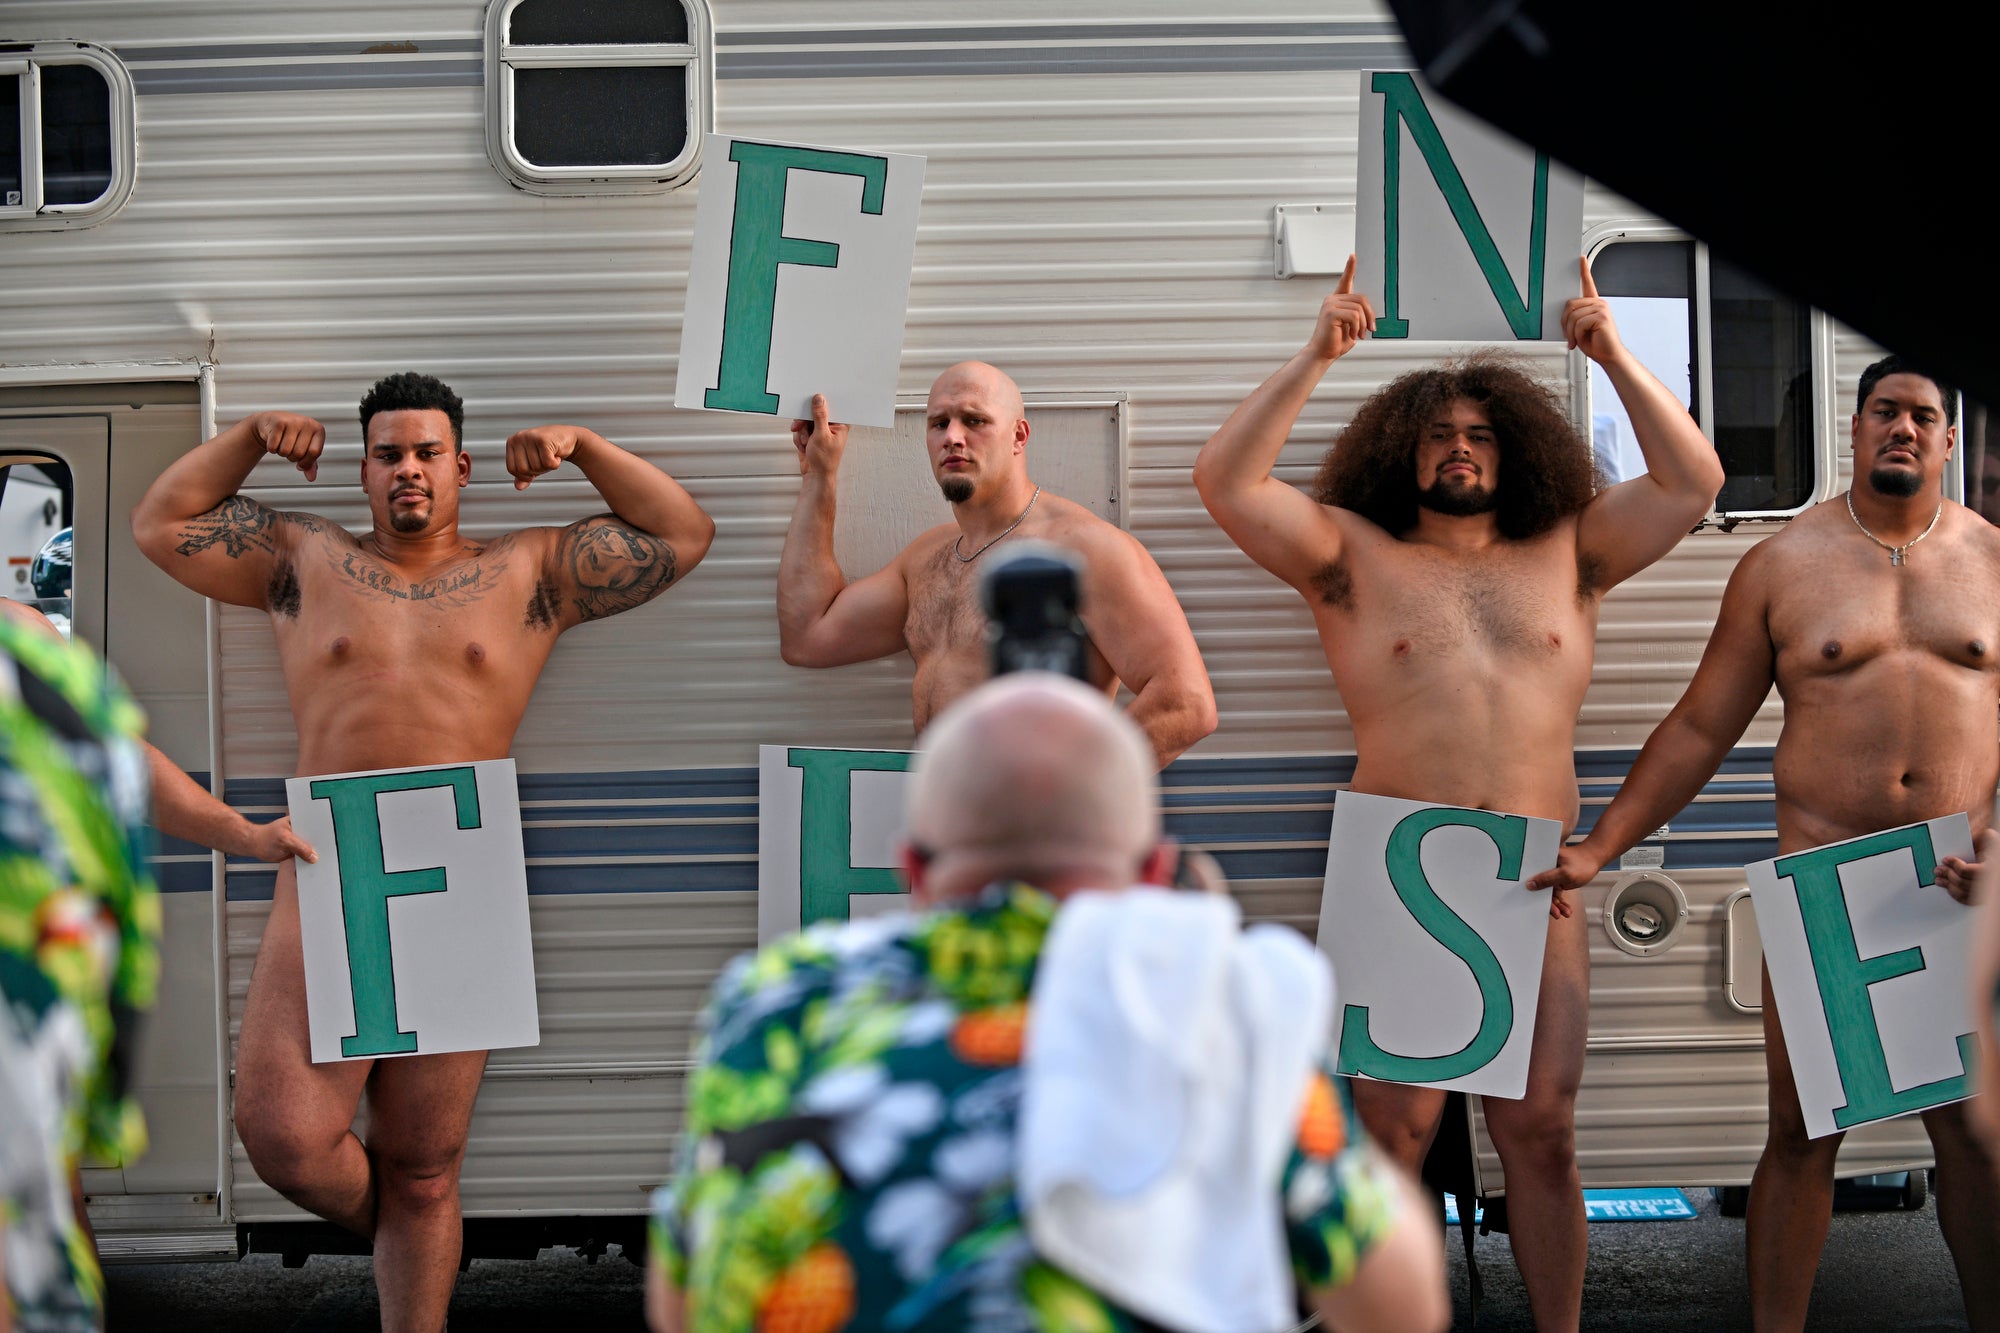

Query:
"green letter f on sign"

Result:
[[309, 768, 482, 1057], [705, 143, 891, 413]]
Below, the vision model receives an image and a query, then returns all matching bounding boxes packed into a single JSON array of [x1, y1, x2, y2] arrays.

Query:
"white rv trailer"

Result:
[[0, 0, 1963, 1264]]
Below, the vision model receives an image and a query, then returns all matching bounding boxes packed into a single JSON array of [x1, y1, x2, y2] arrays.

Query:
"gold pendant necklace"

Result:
[[1846, 489, 1940, 567]]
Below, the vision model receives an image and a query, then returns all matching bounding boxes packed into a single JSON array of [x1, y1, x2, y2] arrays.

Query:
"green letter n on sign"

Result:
[[1773, 826, 1975, 1129], [788, 748, 910, 929], [705, 143, 891, 413], [308, 768, 482, 1057], [1339, 807, 1522, 1082], [1370, 71, 1551, 340]]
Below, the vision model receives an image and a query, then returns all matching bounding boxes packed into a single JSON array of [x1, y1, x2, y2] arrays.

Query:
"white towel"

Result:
[[1018, 888, 1334, 1333]]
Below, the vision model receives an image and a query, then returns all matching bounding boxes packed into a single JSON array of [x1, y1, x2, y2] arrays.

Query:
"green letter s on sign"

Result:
[[705, 142, 891, 414], [1338, 807, 1522, 1082], [309, 768, 482, 1058]]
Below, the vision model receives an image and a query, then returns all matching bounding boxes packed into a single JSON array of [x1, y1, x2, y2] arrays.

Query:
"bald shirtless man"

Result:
[[1195, 258, 1722, 1331], [1530, 355, 2000, 1331], [130, 372, 714, 1331], [775, 361, 1215, 768]]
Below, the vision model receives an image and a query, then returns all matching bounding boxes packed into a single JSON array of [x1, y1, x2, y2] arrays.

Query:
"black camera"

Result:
[[980, 542, 1090, 682]]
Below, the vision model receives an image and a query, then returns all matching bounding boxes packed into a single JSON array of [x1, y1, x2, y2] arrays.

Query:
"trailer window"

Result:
[[0, 45, 134, 233], [486, 0, 711, 195], [1966, 402, 2000, 528], [1590, 237, 1816, 517], [0, 457, 75, 638]]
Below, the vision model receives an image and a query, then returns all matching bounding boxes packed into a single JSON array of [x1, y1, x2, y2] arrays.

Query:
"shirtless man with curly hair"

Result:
[[1195, 258, 1722, 1331]]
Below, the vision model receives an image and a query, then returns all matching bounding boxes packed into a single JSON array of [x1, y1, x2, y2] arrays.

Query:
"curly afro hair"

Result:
[[1312, 353, 1601, 540]]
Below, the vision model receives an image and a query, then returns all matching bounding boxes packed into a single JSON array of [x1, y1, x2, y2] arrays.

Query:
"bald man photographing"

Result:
[[650, 673, 1445, 1333], [776, 362, 1216, 767]]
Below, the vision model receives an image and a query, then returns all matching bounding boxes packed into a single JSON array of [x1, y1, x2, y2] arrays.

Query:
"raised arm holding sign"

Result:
[[130, 373, 713, 1330], [775, 365, 1216, 768], [1529, 357, 2000, 1331], [1194, 255, 1720, 1329]]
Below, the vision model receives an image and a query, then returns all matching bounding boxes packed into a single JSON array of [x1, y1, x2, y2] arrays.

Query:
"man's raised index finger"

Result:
[[1579, 255, 1598, 300], [1336, 253, 1355, 296]]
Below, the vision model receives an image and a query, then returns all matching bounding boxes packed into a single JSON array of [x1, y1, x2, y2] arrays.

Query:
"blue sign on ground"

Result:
[[1444, 1188, 1695, 1226]]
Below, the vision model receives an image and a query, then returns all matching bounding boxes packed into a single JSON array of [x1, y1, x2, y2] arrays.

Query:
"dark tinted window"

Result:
[[39, 64, 113, 206], [1966, 403, 2000, 528], [510, 0, 689, 45], [513, 65, 687, 167], [2, 73, 22, 206], [1709, 255, 1813, 513]]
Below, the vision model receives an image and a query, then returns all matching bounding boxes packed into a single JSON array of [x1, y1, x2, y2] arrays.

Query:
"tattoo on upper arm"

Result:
[[174, 496, 281, 559], [541, 515, 676, 626]]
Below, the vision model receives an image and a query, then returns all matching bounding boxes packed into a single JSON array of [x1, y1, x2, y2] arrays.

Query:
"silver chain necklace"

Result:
[[1846, 489, 1941, 567], [953, 486, 1041, 562]]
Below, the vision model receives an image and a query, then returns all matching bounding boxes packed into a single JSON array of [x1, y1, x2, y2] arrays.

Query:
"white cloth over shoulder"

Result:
[[1018, 887, 1335, 1333]]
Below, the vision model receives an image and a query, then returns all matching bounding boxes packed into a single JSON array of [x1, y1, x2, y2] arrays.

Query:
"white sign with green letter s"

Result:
[[286, 759, 539, 1064], [757, 745, 916, 943], [676, 133, 926, 429], [1355, 71, 1584, 342], [1317, 791, 1560, 1099], [1747, 815, 1977, 1139]]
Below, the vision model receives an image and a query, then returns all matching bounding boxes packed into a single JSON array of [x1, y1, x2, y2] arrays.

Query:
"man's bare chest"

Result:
[[1322, 544, 1590, 660], [275, 535, 552, 639], [1773, 561, 2000, 679], [904, 549, 988, 658]]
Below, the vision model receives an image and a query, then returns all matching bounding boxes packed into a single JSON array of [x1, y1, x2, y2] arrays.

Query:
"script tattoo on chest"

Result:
[[541, 515, 677, 627], [328, 537, 510, 608]]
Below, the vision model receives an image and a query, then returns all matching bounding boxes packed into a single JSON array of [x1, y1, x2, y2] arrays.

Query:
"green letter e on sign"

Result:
[[309, 768, 482, 1057]]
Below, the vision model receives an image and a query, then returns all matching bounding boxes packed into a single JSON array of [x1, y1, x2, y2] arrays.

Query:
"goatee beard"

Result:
[[389, 506, 430, 533], [1417, 479, 1499, 517], [940, 477, 974, 505], [1868, 466, 1923, 499]]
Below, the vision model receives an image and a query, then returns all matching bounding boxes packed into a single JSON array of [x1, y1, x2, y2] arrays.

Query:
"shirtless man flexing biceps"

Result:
[[1531, 356, 2000, 1332], [1195, 258, 1722, 1331], [131, 373, 714, 1331], [776, 361, 1215, 768]]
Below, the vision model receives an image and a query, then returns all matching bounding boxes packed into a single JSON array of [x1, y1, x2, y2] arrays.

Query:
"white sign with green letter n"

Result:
[[1317, 791, 1560, 1100], [675, 134, 927, 430], [757, 745, 916, 943], [286, 759, 539, 1064], [1355, 71, 1584, 343], [1747, 815, 1977, 1139]]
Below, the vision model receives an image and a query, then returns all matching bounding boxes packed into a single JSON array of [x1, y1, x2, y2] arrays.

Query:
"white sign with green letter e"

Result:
[[1355, 71, 1584, 342], [676, 133, 926, 430], [286, 759, 539, 1064], [757, 745, 916, 943], [1747, 815, 1977, 1139], [1317, 791, 1560, 1099]]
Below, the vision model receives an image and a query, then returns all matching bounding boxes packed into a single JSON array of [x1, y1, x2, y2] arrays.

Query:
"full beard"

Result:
[[1417, 478, 1499, 517], [939, 477, 974, 505], [1868, 466, 1923, 499]]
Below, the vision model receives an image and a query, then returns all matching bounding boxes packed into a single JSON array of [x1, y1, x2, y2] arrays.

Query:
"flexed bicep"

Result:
[[543, 513, 680, 628]]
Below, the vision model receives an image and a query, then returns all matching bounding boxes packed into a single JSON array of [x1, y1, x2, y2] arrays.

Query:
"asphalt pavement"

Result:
[[104, 1189, 1968, 1331]]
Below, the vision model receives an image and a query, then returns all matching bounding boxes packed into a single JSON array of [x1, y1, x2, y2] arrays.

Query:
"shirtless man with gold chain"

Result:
[[776, 361, 1215, 767], [1195, 258, 1722, 1331], [131, 372, 713, 1331], [1531, 356, 2000, 1331]]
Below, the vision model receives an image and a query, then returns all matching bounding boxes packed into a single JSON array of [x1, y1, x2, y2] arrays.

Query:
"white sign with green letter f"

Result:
[[287, 758, 539, 1064], [676, 134, 926, 430]]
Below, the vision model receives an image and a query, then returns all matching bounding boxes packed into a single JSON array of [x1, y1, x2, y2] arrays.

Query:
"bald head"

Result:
[[929, 361, 1025, 424], [906, 672, 1161, 901]]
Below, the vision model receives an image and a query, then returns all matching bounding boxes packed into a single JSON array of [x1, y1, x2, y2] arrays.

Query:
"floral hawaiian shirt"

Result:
[[652, 882, 1398, 1333], [0, 616, 158, 1333]]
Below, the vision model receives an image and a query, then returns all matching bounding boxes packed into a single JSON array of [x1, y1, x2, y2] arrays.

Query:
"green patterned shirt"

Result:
[[652, 883, 1398, 1333], [1, 615, 158, 1331]]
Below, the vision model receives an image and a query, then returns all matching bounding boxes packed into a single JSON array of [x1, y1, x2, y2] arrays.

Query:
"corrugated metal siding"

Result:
[[3, 0, 1931, 1218]]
